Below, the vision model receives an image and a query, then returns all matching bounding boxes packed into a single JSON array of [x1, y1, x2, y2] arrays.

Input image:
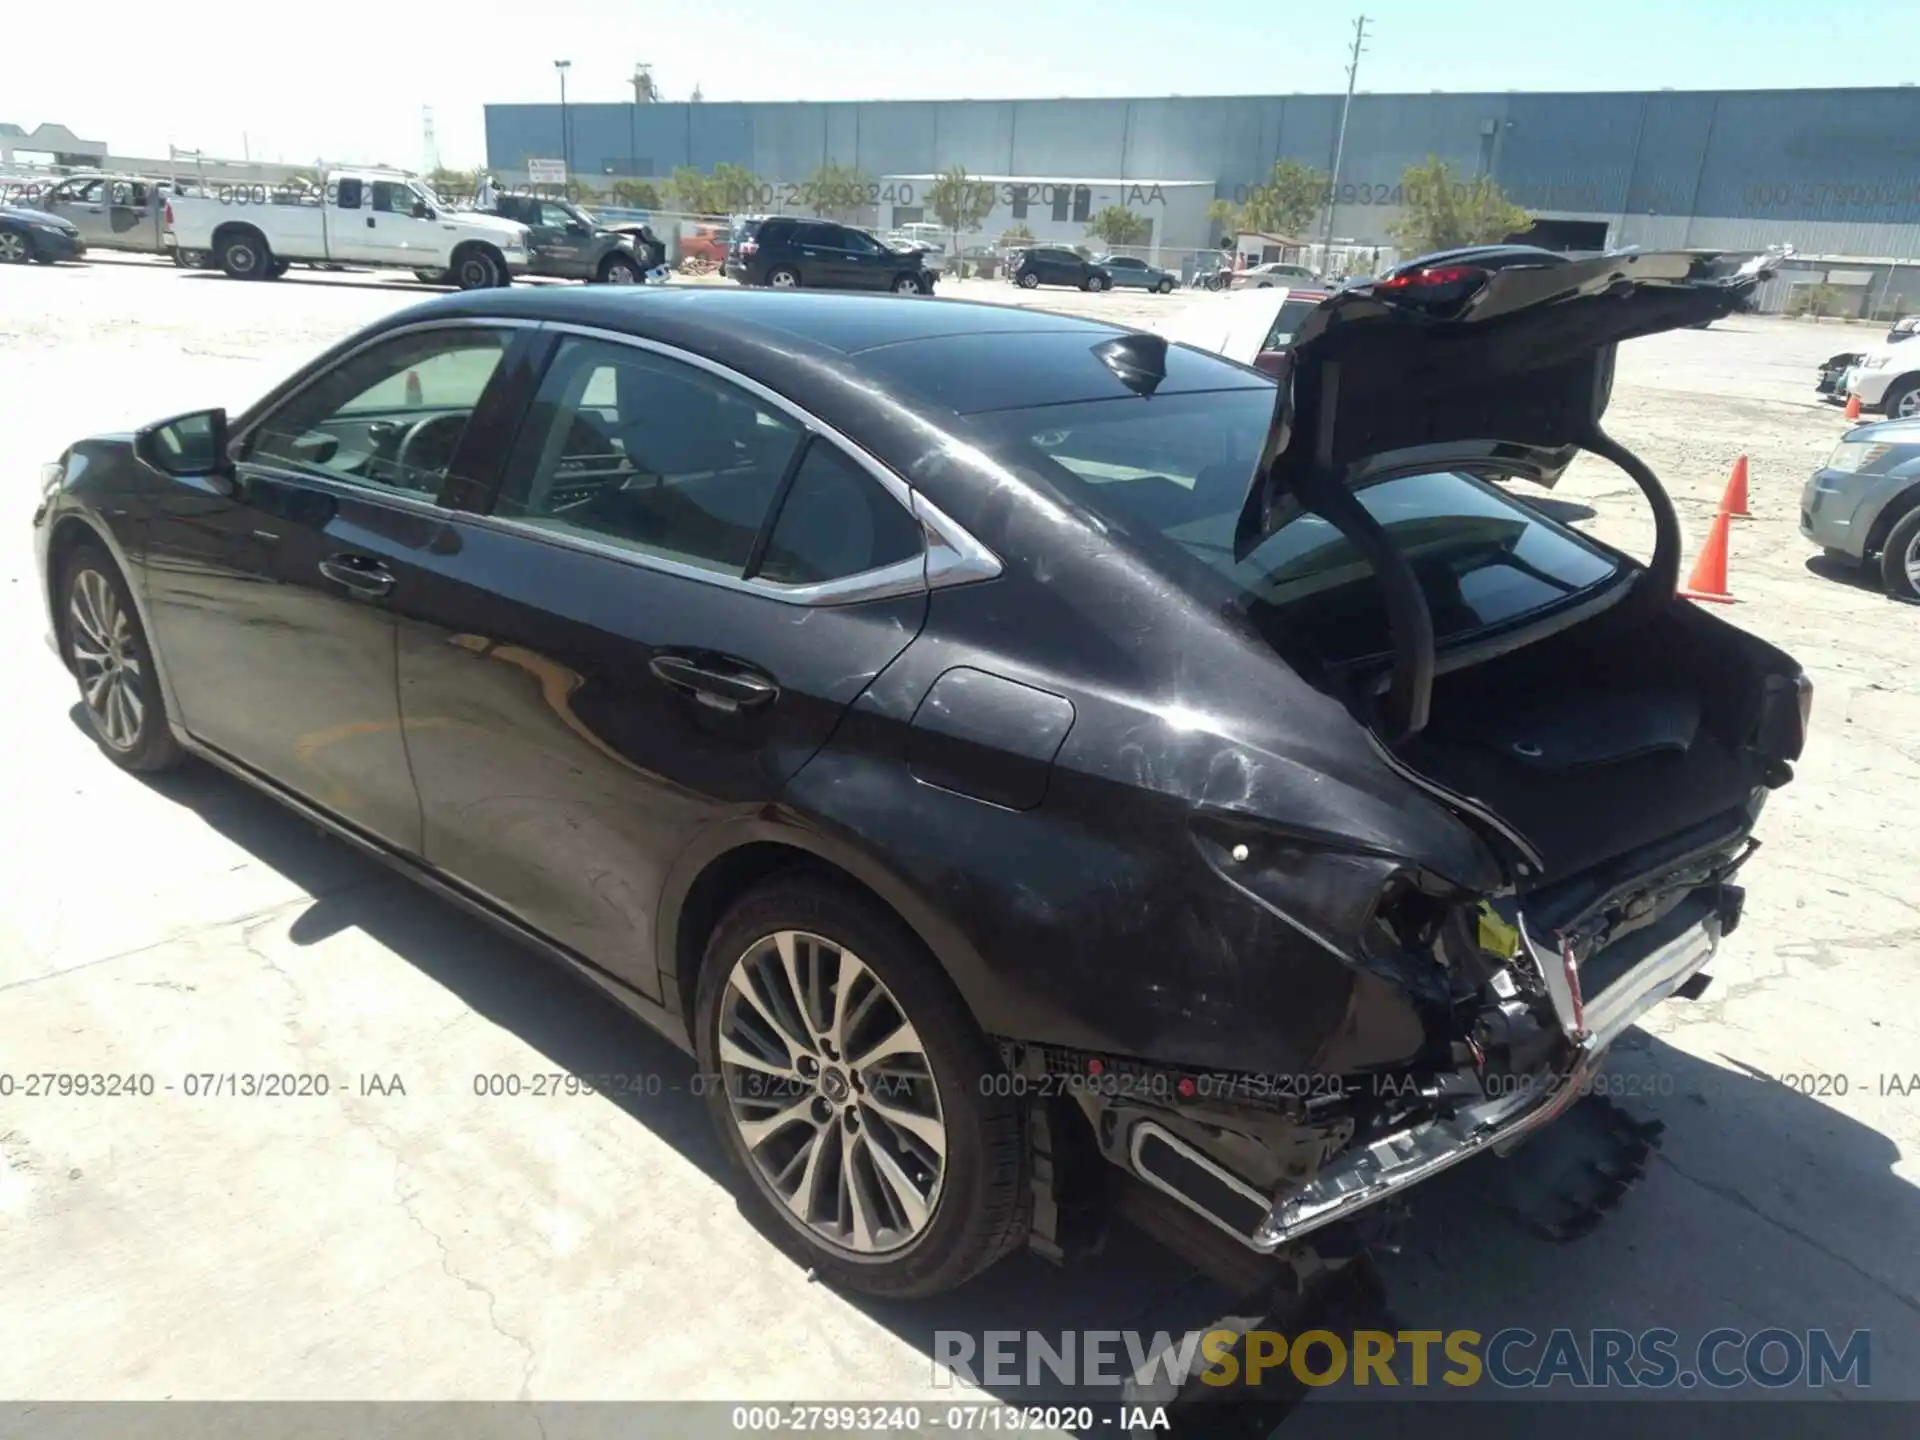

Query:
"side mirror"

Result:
[[412, 201, 434, 220], [137, 408, 235, 488], [567, 222, 590, 236]]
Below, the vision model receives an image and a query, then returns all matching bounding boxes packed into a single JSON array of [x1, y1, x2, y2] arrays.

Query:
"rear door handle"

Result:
[[318, 554, 395, 595], [649, 654, 778, 712]]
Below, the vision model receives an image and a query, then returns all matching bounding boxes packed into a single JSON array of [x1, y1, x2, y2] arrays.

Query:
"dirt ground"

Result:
[[2, 257, 1915, 1421]]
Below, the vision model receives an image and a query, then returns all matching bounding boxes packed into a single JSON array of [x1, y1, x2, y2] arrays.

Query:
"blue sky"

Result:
[[6, 0, 1911, 168]]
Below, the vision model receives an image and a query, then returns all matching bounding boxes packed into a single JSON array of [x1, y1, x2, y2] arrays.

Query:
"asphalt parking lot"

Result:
[[3, 257, 1917, 1420]]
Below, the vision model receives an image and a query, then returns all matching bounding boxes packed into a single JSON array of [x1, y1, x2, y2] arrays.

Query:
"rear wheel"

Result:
[[693, 876, 1028, 1298], [767, 265, 801, 289], [218, 233, 270, 279], [1880, 505, 1920, 600], [60, 546, 185, 773]]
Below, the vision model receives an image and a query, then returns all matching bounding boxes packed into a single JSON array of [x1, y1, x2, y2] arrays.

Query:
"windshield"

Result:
[[971, 390, 1623, 668]]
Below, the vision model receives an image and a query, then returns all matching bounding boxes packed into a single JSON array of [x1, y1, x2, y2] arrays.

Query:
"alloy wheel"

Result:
[[770, 270, 798, 288], [69, 569, 145, 751], [0, 231, 27, 263], [1896, 388, 1920, 420], [1905, 529, 1920, 592], [718, 930, 947, 1257]]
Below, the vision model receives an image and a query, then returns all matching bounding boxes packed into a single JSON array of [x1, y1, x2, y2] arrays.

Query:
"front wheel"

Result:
[[60, 547, 185, 773], [1156, 278, 1174, 294], [1017, 271, 1039, 289], [892, 273, 922, 295], [0, 227, 30, 264], [452, 248, 502, 290], [1085, 274, 1106, 292], [693, 876, 1028, 1298], [1880, 505, 1920, 600], [1883, 378, 1920, 422], [597, 254, 641, 284]]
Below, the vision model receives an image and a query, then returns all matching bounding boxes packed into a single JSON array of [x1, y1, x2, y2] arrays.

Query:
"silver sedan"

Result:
[[1801, 416, 1920, 600]]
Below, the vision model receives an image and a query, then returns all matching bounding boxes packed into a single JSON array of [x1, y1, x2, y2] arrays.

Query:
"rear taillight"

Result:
[[1375, 263, 1489, 312], [163, 200, 173, 224], [740, 239, 758, 256]]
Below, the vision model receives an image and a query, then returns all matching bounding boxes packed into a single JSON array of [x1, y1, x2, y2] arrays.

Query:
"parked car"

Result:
[[33, 247, 1803, 1300], [1148, 285, 1331, 375], [1816, 337, 1920, 420], [1801, 415, 1920, 599], [1095, 255, 1177, 293], [454, 194, 658, 285], [164, 169, 531, 287], [23, 172, 169, 257], [1233, 260, 1321, 289], [728, 217, 935, 293], [0, 201, 85, 264], [1011, 245, 1111, 291]]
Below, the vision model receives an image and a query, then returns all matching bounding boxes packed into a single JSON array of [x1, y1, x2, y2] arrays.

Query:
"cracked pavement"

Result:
[[1, 257, 1915, 1410]]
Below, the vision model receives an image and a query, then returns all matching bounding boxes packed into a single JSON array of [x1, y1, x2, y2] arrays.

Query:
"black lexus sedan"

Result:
[[34, 250, 1808, 1299]]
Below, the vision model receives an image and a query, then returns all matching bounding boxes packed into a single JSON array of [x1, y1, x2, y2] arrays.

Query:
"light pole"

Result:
[[554, 60, 573, 184], [1318, 15, 1368, 278]]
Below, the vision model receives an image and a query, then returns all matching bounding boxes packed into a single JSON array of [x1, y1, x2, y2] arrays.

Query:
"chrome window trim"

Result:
[[519, 320, 1004, 606], [227, 315, 541, 461], [223, 313, 1005, 609]]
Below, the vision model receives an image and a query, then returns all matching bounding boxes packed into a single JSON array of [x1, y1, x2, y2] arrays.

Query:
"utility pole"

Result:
[[629, 64, 654, 180], [554, 60, 573, 182], [1317, 14, 1368, 278]]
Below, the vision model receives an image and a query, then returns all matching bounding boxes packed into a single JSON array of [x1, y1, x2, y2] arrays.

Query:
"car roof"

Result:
[[407, 286, 1267, 413]]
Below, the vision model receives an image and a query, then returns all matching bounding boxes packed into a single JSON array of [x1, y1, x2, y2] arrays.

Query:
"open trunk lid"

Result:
[[1228, 244, 1782, 741]]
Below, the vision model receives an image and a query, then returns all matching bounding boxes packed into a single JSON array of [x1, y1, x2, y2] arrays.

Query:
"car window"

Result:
[[971, 389, 1623, 667], [240, 328, 510, 497], [1263, 298, 1325, 351], [335, 178, 364, 209], [806, 223, 848, 247], [842, 229, 884, 254], [1110, 257, 1143, 269], [539, 202, 576, 228], [755, 442, 924, 585], [371, 181, 413, 214], [495, 336, 807, 577]]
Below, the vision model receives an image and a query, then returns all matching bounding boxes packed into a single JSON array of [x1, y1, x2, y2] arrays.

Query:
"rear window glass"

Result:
[[970, 390, 1622, 667], [1263, 299, 1323, 351]]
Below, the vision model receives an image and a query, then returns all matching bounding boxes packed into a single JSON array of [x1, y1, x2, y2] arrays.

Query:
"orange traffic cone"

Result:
[[405, 371, 423, 405], [1720, 455, 1750, 518], [1680, 510, 1736, 604], [1844, 393, 1862, 422]]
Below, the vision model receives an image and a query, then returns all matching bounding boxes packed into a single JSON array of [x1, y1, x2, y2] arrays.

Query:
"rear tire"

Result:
[[218, 232, 270, 280], [693, 875, 1028, 1299], [1880, 505, 1920, 600], [767, 265, 801, 289], [59, 545, 185, 773]]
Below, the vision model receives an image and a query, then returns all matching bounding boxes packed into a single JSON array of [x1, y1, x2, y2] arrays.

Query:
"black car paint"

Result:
[[730, 218, 932, 292], [0, 202, 86, 261], [34, 287, 1500, 1087]]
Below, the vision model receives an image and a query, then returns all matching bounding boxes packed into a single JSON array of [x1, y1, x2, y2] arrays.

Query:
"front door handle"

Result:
[[318, 554, 394, 595], [366, 216, 376, 228], [649, 654, 778, 712]]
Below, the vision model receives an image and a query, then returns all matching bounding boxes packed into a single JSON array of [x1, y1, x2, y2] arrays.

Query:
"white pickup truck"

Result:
[[163, 168, 531, 287]]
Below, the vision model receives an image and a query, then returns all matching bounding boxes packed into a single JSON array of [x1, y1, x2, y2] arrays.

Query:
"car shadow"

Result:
[[1802, 551, 1896, 596], [179, 271, 446, 295], [96, 720, 1920, 1425]]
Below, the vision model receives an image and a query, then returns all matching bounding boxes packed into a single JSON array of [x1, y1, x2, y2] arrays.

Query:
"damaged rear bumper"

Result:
[[1246, 888, 1728, 1250]]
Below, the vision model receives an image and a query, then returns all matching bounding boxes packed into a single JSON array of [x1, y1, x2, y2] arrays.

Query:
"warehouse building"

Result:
[[485, 85, 1920, 284]]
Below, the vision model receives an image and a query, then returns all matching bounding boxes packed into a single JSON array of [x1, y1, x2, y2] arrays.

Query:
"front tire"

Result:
[[60, 546, 185, 773], [1085, 274, 1107, 292], [892, 272, 922, 295], [1017, 271, 1039, 289], [693, 876, 1028, 1299], [1882, 377, 1920, 422], [1880, 505, 1920, 600], [597, 254, 642, 284], [0, 226, 34, 264], [451, 246, 503, 290], [1156, 278, 1174, 294]]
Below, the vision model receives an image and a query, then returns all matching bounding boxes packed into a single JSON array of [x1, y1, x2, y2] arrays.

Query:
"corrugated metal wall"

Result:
[[487, 87, 1920, 249]]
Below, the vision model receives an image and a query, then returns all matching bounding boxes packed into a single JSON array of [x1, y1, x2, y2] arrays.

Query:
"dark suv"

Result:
[[729, 218, 934, 294], [1012, 246, 1112, 292]]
